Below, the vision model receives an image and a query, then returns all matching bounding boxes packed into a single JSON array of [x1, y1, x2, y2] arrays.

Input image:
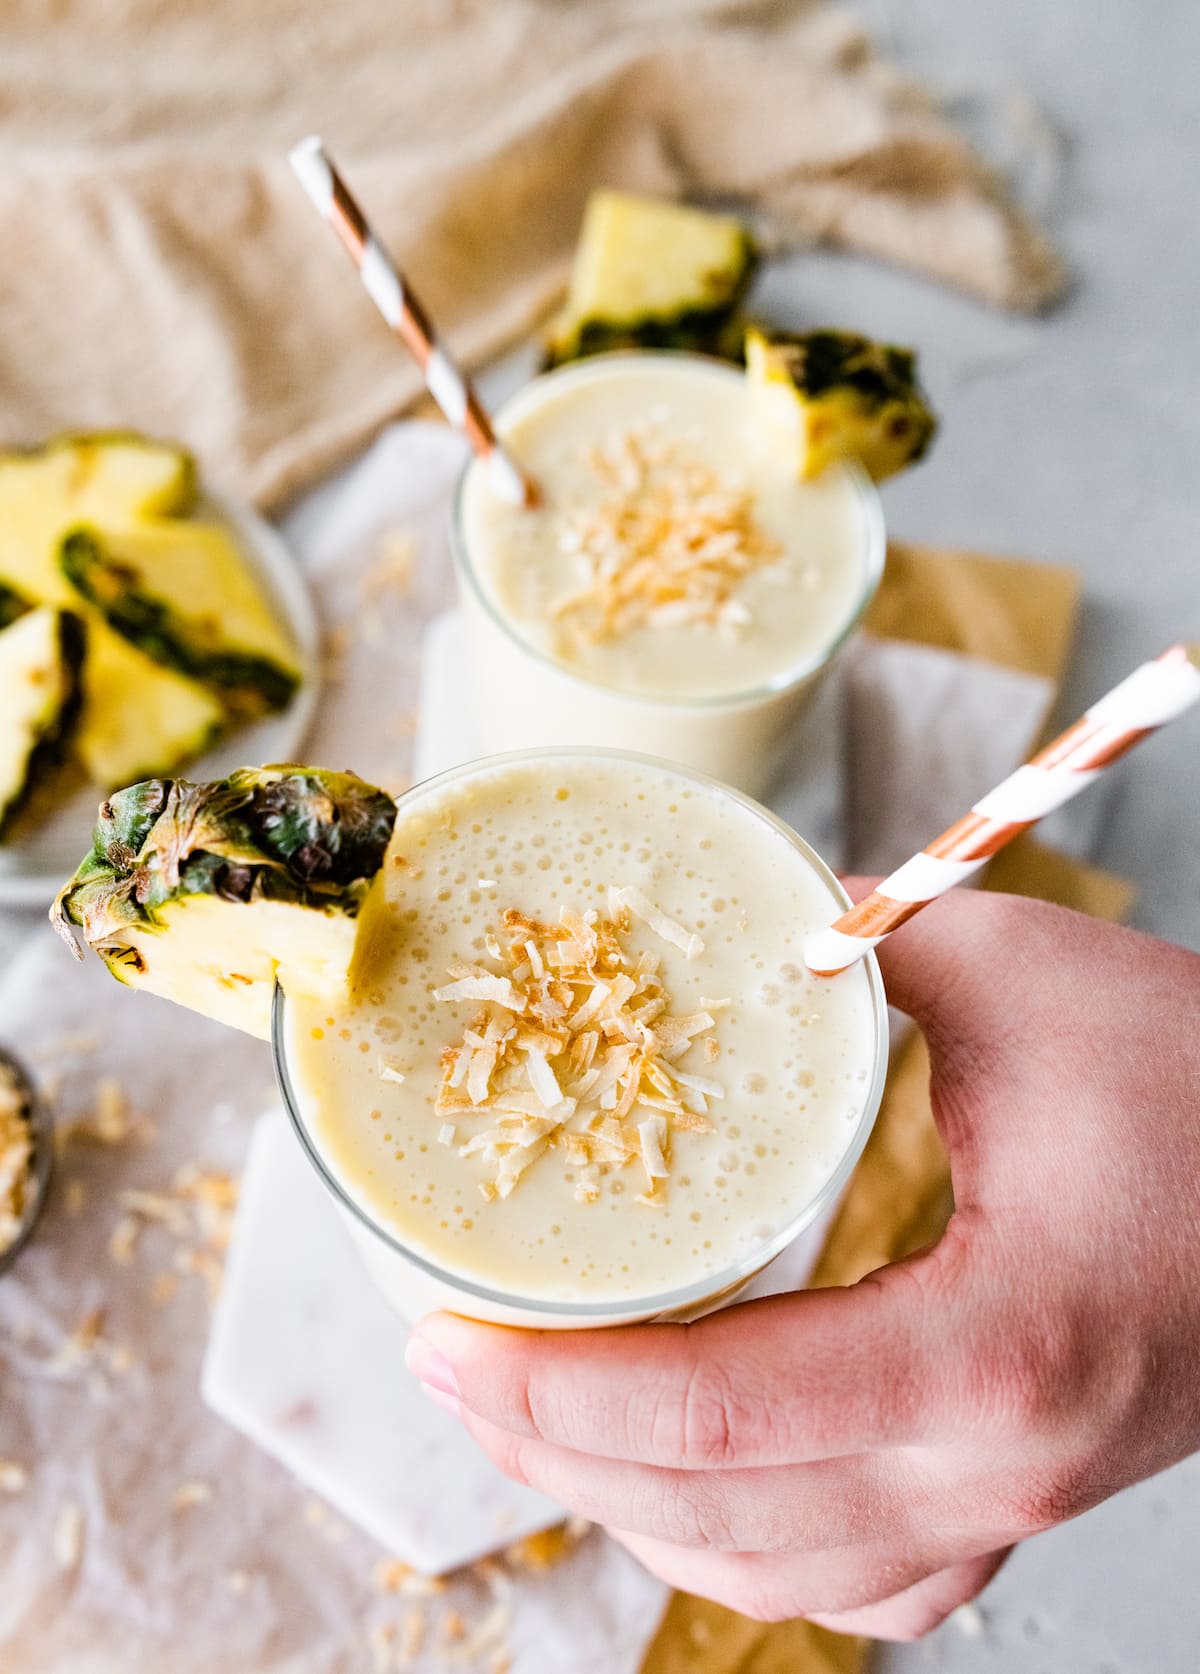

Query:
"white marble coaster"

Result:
[[203, 1111, 564, 1575]]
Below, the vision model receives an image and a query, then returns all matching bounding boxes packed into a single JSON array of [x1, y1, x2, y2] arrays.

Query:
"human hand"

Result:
[[405, 888, 1200, 1639]]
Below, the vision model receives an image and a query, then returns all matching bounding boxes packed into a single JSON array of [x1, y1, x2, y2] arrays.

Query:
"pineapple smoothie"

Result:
[[453, 355, 884, 797], [278, 751, 887, 1329]]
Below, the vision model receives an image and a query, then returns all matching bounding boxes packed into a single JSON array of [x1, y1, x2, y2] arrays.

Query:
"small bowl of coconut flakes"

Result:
[[0, 1049, 52, 1276]]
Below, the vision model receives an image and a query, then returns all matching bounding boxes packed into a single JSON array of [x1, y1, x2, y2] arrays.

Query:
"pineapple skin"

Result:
[[60, 526, 300, 719], [745, 328, 938, 483], [0, 581, 30, 631], [52, 766, 399, 1038], [0, 607, 87, 841], [543, 190, 758, 370]]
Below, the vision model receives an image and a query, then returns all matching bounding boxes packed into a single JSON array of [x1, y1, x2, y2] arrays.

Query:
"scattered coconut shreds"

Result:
[[112, 1164, 238, 1305], [548, 423, 783, 646], [226, 1569, 251, 1596], [53, 1502, 83, 1570], [0, 1060, 33, 1257], [433, 901, 721, 1200], [321, 622, 352, 685], [151, 1271, 179, 1306], [56, 1077, 155, 1150], [953, 1601, 986, 1639], [108, 1215, 140, 1266], [379, 1060, 407, 1085], [47, 1307, 108, 1376], [373, 1558, 414, 1594], [172, 1480, 213, 1510], [0, 1459, 29, 1493], [503, 1521, 588, 1572], [363, 530, 416, 604], [63, 1178, 88, 1217]]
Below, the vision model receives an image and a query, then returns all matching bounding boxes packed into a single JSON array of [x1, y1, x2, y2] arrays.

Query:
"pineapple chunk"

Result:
[[60, 521, 301, 718], [0, 434, 195, 606], [76, 620, 225, 789], [0, 581, 30, 631], [52, 766, 399, 1040], [544, 190, 757, 368], [0, 607, 87, 841], [745, 327, 937, 483], [62, 431, 197, 520]]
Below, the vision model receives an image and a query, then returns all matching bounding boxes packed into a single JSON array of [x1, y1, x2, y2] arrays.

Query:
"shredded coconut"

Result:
[[433, 899, 721, 1199], [549, 424, 782, 645]]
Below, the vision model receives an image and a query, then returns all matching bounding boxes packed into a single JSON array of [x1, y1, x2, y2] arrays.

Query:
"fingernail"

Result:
[[405, 1333, 461, 1401], [421, 1382, 462, 1420]]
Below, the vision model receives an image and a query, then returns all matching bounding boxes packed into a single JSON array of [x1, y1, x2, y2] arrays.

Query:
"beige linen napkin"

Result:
[[0, 0, 1062, 507]]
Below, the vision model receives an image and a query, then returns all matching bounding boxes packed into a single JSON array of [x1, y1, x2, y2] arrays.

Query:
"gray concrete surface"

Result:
[[772, 2, 1198, 1665], [763, 0, 1200, 958]]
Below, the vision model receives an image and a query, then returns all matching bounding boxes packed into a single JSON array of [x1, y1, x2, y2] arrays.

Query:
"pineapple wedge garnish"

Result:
[[745, 327, 937, 483], [544, 190, 757, 368], [0, 607, 87, 841], [52, 766, 398, 1040], [60, 521, 301, 720]]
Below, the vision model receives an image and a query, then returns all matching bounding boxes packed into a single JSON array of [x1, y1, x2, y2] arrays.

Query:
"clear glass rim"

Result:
[[271, 745, 890, 1321], [449, 351, 887, 713]]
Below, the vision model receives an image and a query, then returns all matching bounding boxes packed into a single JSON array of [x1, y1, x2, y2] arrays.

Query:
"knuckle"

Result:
[[671, 1354, 751, 1469]]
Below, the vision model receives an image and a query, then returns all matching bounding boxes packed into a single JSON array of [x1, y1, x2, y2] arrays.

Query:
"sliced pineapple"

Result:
[[60, 521, 301, 718], [0, 581, 30, 631], [0, 607, 87, 841], [52, 766, 399, 1040], [745, 327, 937, 483], [0, 434, 196, 606], [77, 619, 225, 789], [544, 190, 757, 368], [60, 431, 197, 520]]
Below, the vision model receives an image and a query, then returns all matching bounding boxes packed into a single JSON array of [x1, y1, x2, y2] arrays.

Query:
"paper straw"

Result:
[[288, 136, 537, 508], [805, 643, 1200, 977]]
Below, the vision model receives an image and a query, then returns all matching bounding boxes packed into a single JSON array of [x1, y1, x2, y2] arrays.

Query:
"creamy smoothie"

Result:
[[277, 751, 886, 1328], [453, 356, 883, 796]]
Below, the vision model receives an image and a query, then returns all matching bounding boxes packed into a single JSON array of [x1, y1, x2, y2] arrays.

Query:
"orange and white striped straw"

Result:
[[289, 136, 537, 508], [805, 642, 1200, 977]]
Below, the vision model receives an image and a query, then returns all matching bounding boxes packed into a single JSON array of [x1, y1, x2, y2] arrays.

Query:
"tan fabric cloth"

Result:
[[641, 548, 1134, 1674], [0, 0, 1063, 508]]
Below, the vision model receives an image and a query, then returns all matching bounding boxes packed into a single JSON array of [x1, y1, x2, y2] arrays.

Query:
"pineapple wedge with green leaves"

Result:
[[52, 766, 398, 1040], [544, 190, 757, 368], [60, 521, 301, 719], [0, 607, 87, 841], [745, 327, 937, 483]]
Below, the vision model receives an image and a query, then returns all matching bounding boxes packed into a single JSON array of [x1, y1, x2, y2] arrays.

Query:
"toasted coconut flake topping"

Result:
[[433, 899, 721, 1200], [549, 425, 782, 645]]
